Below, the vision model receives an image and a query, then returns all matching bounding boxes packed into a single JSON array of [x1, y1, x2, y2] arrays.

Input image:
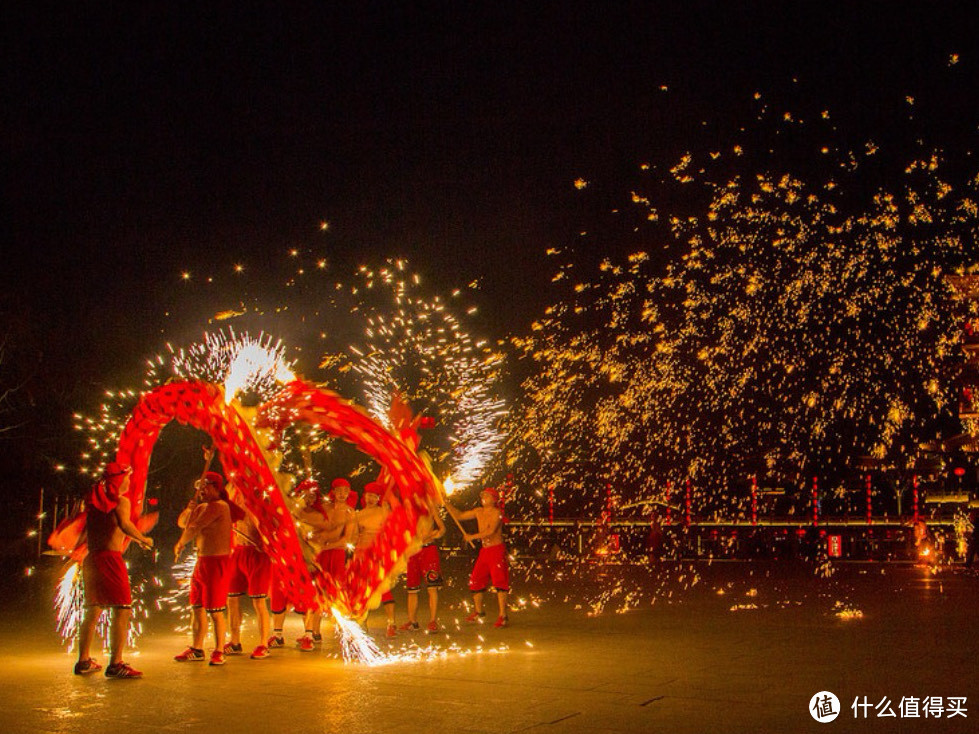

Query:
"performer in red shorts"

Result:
[[356, 482, 400, 637], [272, 475, 326, 647], [297, 477, 356, 651], [225, 486, 272, 659], [400, 497, 446, 634], [174, 470, 242, 665], [74, 463, 154, 678], [267, 565, 288, 647], [446, 488, 510, 628]]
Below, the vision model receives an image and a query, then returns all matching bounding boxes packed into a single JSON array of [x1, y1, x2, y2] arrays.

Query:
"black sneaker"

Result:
[[311, 632, 322, 643], [222, 642, 243, 655], [267, 634, 285, 648]]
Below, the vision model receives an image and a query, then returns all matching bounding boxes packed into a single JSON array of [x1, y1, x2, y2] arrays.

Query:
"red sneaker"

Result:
[[105, 661, 143, 679], [494, 615, 509, 628], [174, 647, 205, 662], [299, 635, 315, 652], [73, 658, 102, 675], [385, 624, 397, 638], [250, 645, 269, 659], [426, 620, 440, 634], [398, 621, 419, 631], [464, 611, 485, 623], [267, 634, 285, 648], [209, 650, 225, 666]]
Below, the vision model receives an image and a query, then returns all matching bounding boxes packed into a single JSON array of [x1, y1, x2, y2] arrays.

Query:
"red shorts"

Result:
[[228, 545, 271, 598], [83, 550, 132, 607], [316, 548, 346, 580], [469, 544, 510, 593], [406, 544, 443, 591], [190, 554, 233, 611], [269, 566, 288, 614], [269, 565, 311, 615]]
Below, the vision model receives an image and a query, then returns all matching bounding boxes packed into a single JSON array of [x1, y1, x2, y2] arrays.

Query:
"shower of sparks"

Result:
[[334, 609, 391, 665], [172, 329, 295, 401], [333, 609, 512, 665], [345, 261, 506, 489], [71, 331, 294, 475], [501, 89, 979, 523], [157, 549, 197, 633], [54, 563, 83, 649], [54, 561, 149, 650]]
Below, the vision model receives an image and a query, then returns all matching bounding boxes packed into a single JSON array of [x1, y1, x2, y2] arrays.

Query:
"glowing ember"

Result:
[[442, 475, 458, 496], [833, 602, 865, 620]]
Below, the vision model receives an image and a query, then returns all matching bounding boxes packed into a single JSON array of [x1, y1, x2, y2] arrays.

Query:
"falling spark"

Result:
[[158, 550, 197, 633]]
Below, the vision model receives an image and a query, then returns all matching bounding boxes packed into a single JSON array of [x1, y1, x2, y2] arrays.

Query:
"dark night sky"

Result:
[[1, 2, 978, 531]]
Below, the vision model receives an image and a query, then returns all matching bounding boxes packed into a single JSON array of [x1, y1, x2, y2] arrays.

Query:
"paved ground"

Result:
[[3, 559, 977, 733]]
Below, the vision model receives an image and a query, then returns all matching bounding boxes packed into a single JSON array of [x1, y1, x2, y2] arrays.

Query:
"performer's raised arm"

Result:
[[114, 495, 153, 550], [445, 500, 478, 523]]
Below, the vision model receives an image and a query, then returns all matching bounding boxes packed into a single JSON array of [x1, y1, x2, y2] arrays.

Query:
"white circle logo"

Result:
[[809, 691, 841, 722]]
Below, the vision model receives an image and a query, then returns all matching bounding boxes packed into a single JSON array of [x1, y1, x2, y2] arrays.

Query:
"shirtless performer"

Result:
[[356, 482, 398, 637], [268, 475, 325, 648], [74, 463, 154, 678], [298, 477, 357, 651], [173, 471, 241, 665], [399, 497, 446, 634], [225, 486, 272, 660], [446, 488, 510, 628]]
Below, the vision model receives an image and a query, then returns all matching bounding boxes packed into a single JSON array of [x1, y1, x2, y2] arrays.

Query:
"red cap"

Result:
[[87, 463, 133, 513], [202, 472, 225, 492], [360, 481, 381, 508], [481, 487, 500, 503], [331, 478, 351, 492]]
